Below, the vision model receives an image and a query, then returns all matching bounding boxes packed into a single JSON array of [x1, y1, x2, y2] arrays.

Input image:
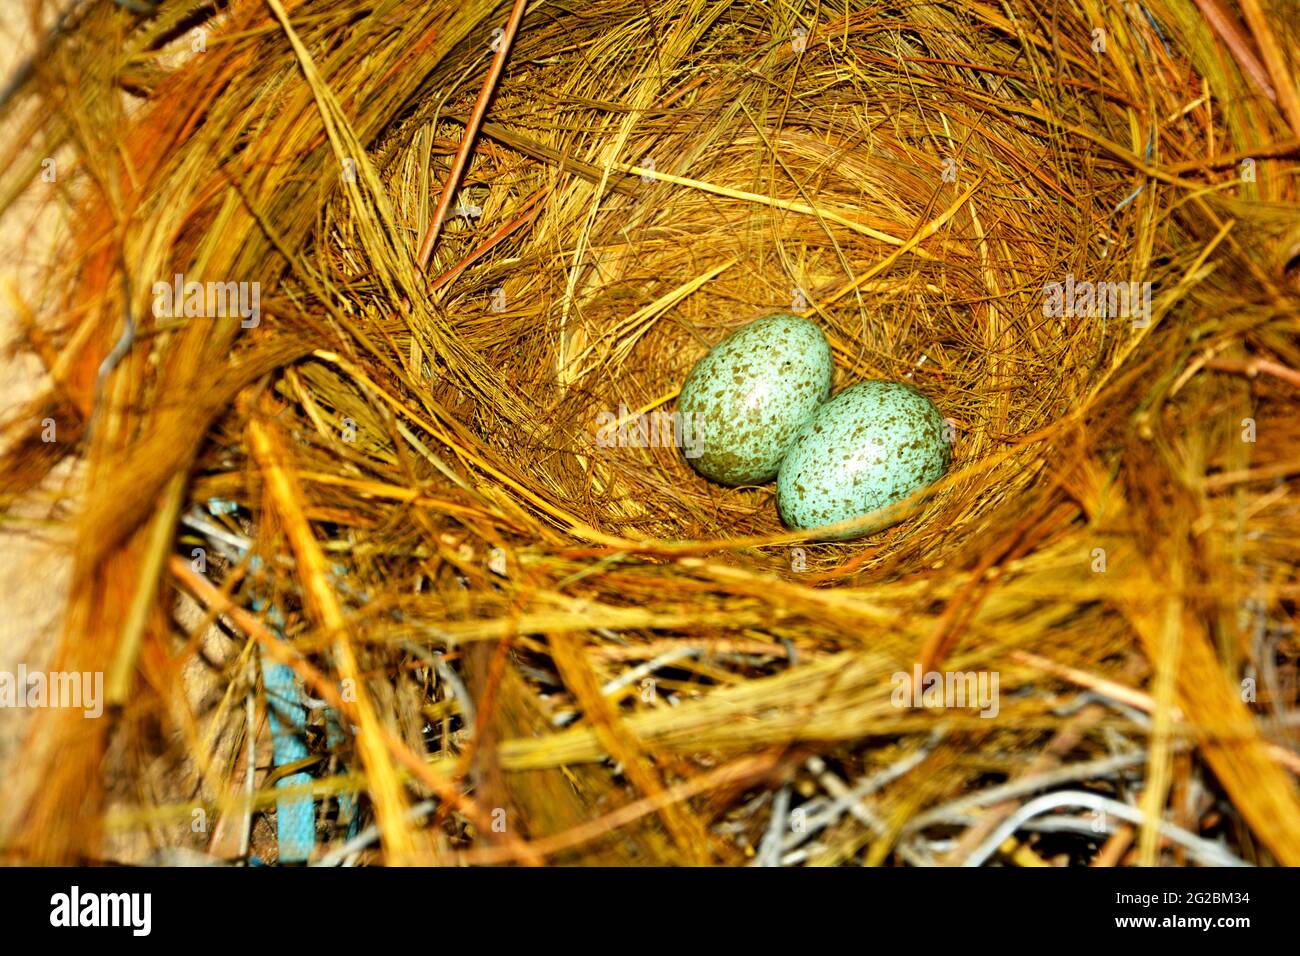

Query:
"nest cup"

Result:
[[4, 0, 1300, 866]]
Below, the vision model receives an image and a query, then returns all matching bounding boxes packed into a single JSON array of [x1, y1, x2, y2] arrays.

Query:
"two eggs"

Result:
[[677, 313, 951, 540]]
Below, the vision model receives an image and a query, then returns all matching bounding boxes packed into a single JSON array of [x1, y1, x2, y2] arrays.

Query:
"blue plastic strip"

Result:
[[260, 655, 316, 862], [216, 505, 361, 860], [250, 582, 314, 863]]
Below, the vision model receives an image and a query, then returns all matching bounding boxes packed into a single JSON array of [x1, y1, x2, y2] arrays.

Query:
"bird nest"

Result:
[[2, 0, 1300, 865]]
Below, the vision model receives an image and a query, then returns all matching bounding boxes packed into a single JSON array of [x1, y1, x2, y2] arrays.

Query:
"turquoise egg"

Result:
[[678, 313, 832, 485], [776, 381, 950, 539]]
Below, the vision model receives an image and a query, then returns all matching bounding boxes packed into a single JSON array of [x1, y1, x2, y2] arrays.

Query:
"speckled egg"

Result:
[[776, 381, 950, 539], [678, 313, 832, 485]]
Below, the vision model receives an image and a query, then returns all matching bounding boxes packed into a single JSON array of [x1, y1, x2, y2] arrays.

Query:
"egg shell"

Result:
[[776, 380, 950, 540], [677, 313, 833, 485]]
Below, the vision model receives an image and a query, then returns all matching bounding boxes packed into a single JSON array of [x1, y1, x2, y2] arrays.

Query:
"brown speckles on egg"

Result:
[[776, 381, 951, 540], [678, 313, 832, 485]]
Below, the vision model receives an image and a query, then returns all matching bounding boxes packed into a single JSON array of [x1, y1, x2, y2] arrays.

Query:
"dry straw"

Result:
[[1, 0, 1299, 866]]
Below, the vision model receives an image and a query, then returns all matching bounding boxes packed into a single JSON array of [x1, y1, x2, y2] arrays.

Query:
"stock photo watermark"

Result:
[[891, 664, 1000, 718], [594, 403, 705, 459], [50, 886, 150, 936], [152, 274, 261, 328], [1042, 273, 1152, 329], [0, 666, 104, 718]]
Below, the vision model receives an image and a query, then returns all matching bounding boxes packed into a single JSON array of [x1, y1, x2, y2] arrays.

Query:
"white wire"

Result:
[[313, 799, 439, 867], [905, 750, 1153, 833], [961, 790, 1250, 868]]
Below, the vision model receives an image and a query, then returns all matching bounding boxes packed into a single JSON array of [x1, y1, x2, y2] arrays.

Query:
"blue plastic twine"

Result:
[[201, 500, 359, 863], [252, 593, 316, 863]]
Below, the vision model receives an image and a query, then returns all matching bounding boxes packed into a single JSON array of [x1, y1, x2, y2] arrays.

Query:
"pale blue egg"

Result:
[[678, 313, 832, 485], [776, 381, 950, 539]]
